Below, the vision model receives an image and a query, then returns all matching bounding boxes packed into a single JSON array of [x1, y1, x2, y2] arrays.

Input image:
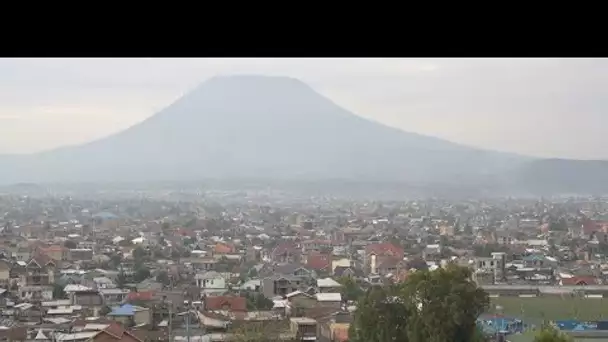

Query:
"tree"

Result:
[[533, 326, 572, 342], [248, 267, 258, 278], [463, 224, 473, 236], [134, 265, 151, 282], [231, 321, 285, 342], [402, 264, 489, 342], [337, 276, 363, 302], [349, 264, 489, 342], [183, 237, 195, 246], [244, 292, 274, 311], [161, 222, 170, 231], [53, 284, 66, 299], [117, 268, 127, 288], [64, 240, 77, 249], [156, 270, 170, 286], [349, 285, 410, 342], [133, 246, 147, 262], [110, 254, 122, 268], [99, 305, 112, 316]]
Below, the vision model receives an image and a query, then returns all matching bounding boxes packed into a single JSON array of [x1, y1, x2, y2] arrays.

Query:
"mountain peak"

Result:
[[0, 74, 528, 186]]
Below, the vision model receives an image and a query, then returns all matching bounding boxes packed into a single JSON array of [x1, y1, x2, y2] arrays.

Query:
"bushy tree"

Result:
[[64, 240, 77, 249], [53, 284, 66, 299], [244, 292, 274, 310], [134, 265, 151, 282], [349, 285, 410, 342], [533, 326, 572, 342], [403, 264, 489, 342], [349, 264, 489, 342], [156, 270, 170, 286], [337, 276, 363, 302]]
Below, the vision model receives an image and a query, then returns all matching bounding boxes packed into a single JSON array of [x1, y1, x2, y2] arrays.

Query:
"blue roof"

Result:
[[93, 212, 119, 219], [522, 254, 545, 261], [108, 304, 135, 316]]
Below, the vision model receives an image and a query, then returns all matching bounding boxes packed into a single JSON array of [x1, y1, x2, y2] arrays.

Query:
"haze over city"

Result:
[[1, 57, 608, 342], [1, 58, 607, 159]]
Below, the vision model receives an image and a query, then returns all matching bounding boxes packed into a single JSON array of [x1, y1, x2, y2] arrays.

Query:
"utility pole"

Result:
[[186, 302, 191, 342], [168, 305, 172, 342]]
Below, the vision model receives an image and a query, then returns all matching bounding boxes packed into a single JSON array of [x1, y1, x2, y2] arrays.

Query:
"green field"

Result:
[[487, 297, 608, 324]]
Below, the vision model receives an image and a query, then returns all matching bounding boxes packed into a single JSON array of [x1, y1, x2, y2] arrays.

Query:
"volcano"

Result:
[[1, 75, 602, 195]]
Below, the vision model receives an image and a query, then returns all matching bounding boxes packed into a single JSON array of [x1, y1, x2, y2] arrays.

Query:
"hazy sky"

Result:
[[0, 58, 606, 159]]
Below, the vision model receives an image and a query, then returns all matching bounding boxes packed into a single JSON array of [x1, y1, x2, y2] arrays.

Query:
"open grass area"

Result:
[[487, 297, 608, 324]]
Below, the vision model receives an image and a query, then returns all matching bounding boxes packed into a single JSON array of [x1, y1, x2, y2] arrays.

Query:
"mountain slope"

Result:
[[516, 159, 608, 195], [1, 75, 528, 185]]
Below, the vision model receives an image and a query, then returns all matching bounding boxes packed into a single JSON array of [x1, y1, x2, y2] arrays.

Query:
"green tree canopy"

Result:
[[53, 284, 66, 299], [403, 264, 489, 342], [134, 265, 151, 282], [337, 276, 363, 302], [349, 264, 489, 342], [533, 326, 572, 342], [244, 292, 274, 310], [156, 270, 170, 286], [133, 246, 147, 262], [349, 285, 410, 342]]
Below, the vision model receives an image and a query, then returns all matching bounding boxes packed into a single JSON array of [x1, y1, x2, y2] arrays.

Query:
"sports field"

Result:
[[487, 297, 608, 324]]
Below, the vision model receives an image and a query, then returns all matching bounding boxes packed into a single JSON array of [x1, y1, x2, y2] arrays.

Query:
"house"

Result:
[[306, 253, 331, 274], [72, 289, 104, 316], [89, 322, 143, 342], [107, 304, 151, 326], [364, 242, 404, 274], [0, 260, 10, 287], [69, 249, 94, 261], [376, 257, 407, 276], [422, 244, 442, 261], [38, 245, 68, 262], [99, 288, 130, 306], [262, 275, 304, 298], [126, 290, 155, 303], [316, 293, 342, 309], [204, 295, 246, 312], [21, 254, 56, 286], [214, 242, 235, 255], [522, 254, 552, 269], [194, 271, 227, 295], [333, 266, 362, 279], [331, 258, 351, 273], [271, 242, 301, 264], [316, 278, 342, 293], [290, 317, 317, 341], [286, 291, 316, 309], [560, 276, 601, 286]]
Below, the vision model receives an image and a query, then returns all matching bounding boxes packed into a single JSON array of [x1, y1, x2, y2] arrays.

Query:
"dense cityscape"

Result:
[[0, 184, 604, 342]]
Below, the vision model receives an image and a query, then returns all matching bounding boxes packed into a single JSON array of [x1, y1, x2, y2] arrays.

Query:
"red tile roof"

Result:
[[214, 242, 235, 254], [306, 253, 331, 271], [204, 296, 246, 312], [272, 242, 299, 256], [365, 242, 404, 259], [96, 321, 143, 342], [561, 276, 600, 286], [126, 290, 155, 302]]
